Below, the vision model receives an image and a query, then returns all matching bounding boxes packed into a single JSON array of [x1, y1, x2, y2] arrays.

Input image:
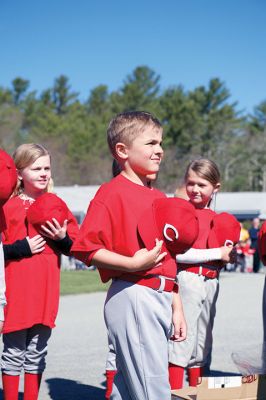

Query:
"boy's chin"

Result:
[[146, 173, 158, 181]]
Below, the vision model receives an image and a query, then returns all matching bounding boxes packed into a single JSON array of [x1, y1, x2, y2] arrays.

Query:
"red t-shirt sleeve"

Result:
[[71, 199, 112, 265], [0, 208, 6, 233], [66, 209, 79, 242], [258, 222, 266, 265]]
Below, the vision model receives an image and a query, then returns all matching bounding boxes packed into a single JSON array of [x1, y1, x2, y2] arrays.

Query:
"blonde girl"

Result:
[[169, 159, 236, 389], [1, 144, 79, 400]]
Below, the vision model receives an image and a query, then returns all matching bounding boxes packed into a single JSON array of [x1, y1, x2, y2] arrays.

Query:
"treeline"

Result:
[[0, 66, 265, 192]]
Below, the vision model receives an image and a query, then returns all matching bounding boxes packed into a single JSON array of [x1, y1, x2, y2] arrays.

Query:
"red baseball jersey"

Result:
[[2, 196, 79, 333], [72, 174, 177, 282], [193, 208, 216, 249]]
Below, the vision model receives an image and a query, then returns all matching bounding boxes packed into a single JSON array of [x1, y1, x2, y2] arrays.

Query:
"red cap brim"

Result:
[[208, 213, 241, 248]]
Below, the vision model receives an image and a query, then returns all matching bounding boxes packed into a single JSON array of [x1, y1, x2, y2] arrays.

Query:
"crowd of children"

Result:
[[0, 109, 264, 400]]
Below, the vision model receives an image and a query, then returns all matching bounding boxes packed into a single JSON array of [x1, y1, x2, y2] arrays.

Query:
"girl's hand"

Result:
[[220, 245, 237, 264], [40, 218, 68, 241], [26, 235, 46, 254], [131, 239, 167, 272]]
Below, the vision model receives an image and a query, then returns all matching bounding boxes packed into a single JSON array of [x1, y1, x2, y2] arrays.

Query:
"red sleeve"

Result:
[[0, 208, 6, 233], [258, 222, 266, 265], [2, 198, 28, 243], [66, 209, 79, 242], [71, 199, 113, 265]]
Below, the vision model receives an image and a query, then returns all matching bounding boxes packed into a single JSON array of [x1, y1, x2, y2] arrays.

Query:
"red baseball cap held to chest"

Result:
[[137, 197, 199, 257], [207, 212, 241, 248], [0, 149, 17, 206], [27, 192, 68, 236]]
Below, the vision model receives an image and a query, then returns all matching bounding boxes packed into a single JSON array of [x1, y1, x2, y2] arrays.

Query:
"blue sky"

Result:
[[0, 0, 265, 114]]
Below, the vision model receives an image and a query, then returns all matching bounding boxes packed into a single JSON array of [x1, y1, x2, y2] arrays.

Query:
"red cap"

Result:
[[258, 221, 266, 266], [27, 192, 68, 235], [137, 197, 199, 256], [207, 212, 241, 248], [0, 149, 17, 206]]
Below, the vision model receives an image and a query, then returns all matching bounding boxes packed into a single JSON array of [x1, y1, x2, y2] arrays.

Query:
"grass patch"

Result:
[[60, 270, 109, 295]]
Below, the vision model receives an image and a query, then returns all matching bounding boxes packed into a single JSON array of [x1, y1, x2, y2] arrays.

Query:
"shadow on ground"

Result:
[[207, 369, 241, 377], [0, 380, 105, 400], [46, 378, 105, 400], [0, 373, 241, 399], [0, 390, 23, 400]]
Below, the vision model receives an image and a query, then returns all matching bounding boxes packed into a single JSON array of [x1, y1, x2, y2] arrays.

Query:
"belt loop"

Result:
[[158, 276, 165, 293], [198, 266, 202, 276]]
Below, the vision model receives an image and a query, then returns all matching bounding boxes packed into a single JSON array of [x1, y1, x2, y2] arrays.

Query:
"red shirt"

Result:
[[180, 208, 220, 269], [72, 174, 177, 282], [0, 208, 6, 233], [193, 208, 216, 249], [2, 196, 79, 333]]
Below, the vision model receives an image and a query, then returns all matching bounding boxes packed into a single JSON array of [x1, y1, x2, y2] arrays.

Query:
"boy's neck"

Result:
[[121, 170, 154, 188], [193, 205, 210, 210]]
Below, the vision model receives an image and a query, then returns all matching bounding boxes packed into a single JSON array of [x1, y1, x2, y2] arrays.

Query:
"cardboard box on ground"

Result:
[[171, 375, 266, 400]]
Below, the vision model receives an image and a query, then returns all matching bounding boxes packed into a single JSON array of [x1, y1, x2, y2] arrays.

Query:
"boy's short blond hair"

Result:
[[107, 111, 162, 158]]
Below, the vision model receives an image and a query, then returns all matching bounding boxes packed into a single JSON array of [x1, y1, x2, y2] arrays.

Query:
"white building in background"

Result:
[[54, 185, 100, 224], [54, 185, 266, 222], [215, 192, 266, 221]]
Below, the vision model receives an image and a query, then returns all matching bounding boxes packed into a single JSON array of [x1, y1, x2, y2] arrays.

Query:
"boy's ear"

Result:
[[115, 142, 128, 160], [17, 170, 23, 181]]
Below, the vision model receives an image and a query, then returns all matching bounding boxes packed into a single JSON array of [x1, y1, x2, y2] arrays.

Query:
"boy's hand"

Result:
[[40, 218, 68, 241], [170, 291, 187, 342], [220, 245, 237, 264], [132, 239, 167, 272], [171, 309, 187, 342], [0, 321, 4, 334], [26, 235, 46, 254]]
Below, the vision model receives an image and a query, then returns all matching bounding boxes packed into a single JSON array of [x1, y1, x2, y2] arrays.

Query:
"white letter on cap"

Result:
[[163, 223, 179, 242]]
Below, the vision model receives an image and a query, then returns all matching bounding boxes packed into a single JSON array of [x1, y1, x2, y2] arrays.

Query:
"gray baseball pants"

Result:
[[1, 324, 52, 375], [169, 270, 219, 368], [104, 279, 173, 400]]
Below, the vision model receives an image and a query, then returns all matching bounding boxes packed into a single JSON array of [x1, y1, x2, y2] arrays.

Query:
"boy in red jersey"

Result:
[[72, 111, 187, 400]]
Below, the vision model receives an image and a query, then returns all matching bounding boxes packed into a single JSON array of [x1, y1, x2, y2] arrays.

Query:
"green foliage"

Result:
[[12, 77, 30, 105], [87, 85, 110, 117], [159, 86, 199, 152], [110, 66, 161, 113], [52, 75, 79, 114], [0, 68, 265, 192], [0, 87, 13, 105]]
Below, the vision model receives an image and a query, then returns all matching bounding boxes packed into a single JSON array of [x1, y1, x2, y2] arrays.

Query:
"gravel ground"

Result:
[[0, 271, 265, 399]]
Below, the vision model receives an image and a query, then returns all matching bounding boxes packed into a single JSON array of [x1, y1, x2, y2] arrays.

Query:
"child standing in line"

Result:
[[168, 159, 239, 389], [104, 160, 163, 399], [1, 143, 79, 400], [0, 149, 18, 335], [72, 111, 187, 400]]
